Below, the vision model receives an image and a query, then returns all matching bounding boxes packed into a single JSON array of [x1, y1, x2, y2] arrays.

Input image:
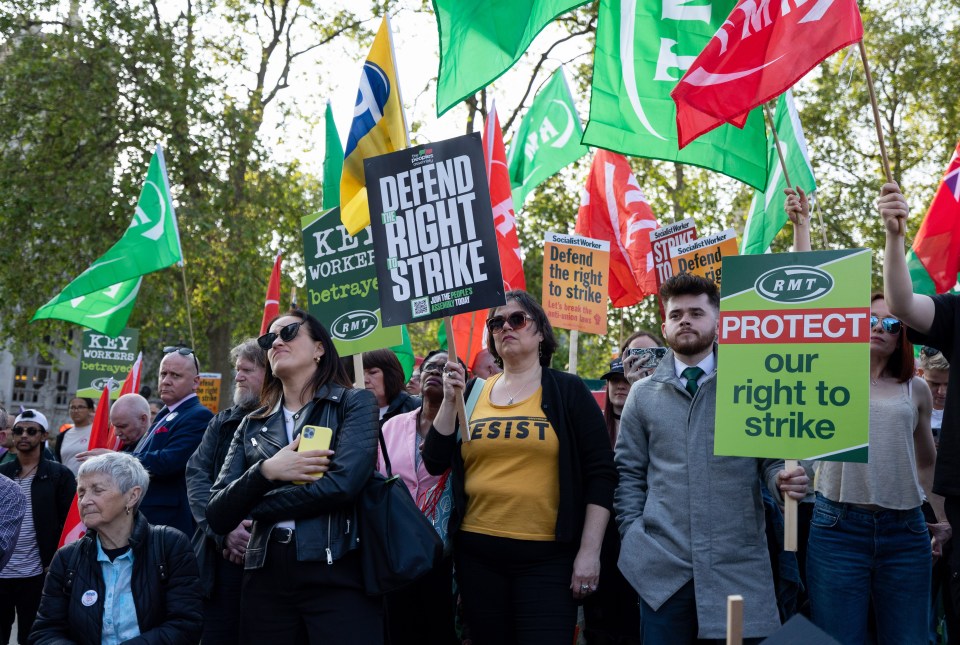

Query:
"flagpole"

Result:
[[858, 40, 902, 235], [568, 329, 579, 374], [763, 103, 800, 226], [180, 264, 196, 349], [813, 196, 829, 249], [384, 14, 410, 148]]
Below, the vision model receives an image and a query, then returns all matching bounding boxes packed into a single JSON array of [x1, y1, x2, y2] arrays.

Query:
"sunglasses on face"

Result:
[[257, 321, 304, 350], [486, 312, 534, 335], [12, 426, 41, 437], [870, 316, 902, 334], [163, 346, 200, 373]]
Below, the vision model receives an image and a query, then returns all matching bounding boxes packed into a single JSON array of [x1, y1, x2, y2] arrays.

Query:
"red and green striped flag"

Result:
[[908, 142, 960, 294]]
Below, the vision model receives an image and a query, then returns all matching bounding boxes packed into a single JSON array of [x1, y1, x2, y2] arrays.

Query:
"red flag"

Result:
[[575, 150, 660, 307], [59, 384, 114, 547], [911, 143, 960, 293], [671, 0, 863, 149], [260, 253, 282, 335], [483, 101, 526, 292], [117, 352, 143, 398]]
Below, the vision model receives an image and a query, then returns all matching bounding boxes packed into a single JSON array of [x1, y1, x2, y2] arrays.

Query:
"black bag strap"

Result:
[[378, 427, 393, 477], [62, 541, 85, 593], [152, 527, 169, 584]]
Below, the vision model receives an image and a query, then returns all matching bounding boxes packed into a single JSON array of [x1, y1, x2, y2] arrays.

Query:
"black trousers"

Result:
[[239, 541, 382, 645], [0, 574, 44, 645], [202, 554, 244, 645], [454, 531, 578, 645], [384, 554, 458, 645]]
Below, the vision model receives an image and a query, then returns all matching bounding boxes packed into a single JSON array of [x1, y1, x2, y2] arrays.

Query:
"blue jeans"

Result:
[[807, 494, 931, 644], [639, 580, 763, 645]]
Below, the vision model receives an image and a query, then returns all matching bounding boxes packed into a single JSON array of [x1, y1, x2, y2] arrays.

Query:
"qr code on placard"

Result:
[[411, 297, 429, 317]]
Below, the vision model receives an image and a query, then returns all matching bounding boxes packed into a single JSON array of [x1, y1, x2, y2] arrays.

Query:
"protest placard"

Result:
[[197, 372, 222, 414], [301, 207, 400, 355], [77, 328, 139, 399], [542, 232, 610, 335], [650, 218, 697, 289], [366, 133, 505, 325], [670, 229, 739, 286], [715, 249, 871, 462]]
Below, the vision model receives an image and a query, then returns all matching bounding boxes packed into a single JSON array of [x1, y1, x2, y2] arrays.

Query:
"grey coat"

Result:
[[614, 348, 782, 639]]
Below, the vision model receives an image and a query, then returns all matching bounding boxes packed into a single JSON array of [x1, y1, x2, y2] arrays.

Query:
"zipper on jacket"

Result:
[[326, 515, 333, 564], [250, 437, 270, 459], [257, 430, 285, 452]]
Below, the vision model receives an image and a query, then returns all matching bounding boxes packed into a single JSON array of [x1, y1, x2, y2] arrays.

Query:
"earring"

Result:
[[125, 507, 131, 515], [538, 342, 543, 360], [315, 356, 321, 364]]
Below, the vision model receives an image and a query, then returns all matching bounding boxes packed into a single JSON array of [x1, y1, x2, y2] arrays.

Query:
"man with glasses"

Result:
[[0, 409, 75, 644], [133, 346, 213, 537]]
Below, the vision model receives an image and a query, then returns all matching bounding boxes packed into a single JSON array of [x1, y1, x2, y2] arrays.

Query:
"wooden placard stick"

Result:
[[568, 329, 579, 375], [784, 458, 799, 552], [443, 316, 470, 441], [352, 354, 364, 390], [858, 40, 902, 235], [726, 595, 744, 645], [763, 103, 800, 226]]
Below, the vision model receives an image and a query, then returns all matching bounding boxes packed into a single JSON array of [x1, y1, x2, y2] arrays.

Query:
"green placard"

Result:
[[77, 327, 139, 399], [715, 249, 872, 462], [301, 207, 400, 356]]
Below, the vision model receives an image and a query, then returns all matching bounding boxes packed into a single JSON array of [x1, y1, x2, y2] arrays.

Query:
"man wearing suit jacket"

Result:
[[134, 347, 213, 536]]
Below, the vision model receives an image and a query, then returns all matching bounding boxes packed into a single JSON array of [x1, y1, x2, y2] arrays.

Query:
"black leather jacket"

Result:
[[29, 513, 203, 645], [206, 384, 378, 568]]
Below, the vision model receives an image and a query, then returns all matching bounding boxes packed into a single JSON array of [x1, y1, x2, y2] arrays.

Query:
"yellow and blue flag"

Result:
[[340, 17, 408, 236]]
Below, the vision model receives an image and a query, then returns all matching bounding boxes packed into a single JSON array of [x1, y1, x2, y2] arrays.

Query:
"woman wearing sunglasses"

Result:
[[206, 309, 381, 644], [806, 293, 938, 643], [423, 291, 616, 645]]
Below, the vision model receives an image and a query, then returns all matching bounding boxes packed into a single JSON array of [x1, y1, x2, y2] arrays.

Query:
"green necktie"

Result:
[[681, 366, 705, 396]]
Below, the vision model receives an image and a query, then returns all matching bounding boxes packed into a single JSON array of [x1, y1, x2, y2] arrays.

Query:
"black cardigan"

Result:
[[422, 368, 616, 544]]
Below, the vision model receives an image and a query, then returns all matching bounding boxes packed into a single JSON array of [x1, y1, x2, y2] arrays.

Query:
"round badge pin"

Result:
[[81, 590, 98, 606]]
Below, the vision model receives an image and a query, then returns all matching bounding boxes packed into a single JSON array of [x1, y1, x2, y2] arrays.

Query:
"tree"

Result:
[[0, 0, 372, 407]]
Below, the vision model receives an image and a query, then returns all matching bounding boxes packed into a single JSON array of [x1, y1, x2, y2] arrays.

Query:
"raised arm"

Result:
[[784, 186, 812, 252], [880, 181, 936, 333]]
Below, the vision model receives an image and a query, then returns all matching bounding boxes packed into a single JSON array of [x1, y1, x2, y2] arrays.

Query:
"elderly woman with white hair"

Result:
[[29, 452, 202, 645]]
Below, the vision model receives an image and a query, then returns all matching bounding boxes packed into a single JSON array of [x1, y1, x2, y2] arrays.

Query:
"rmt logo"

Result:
[[754, 266, 834, 303]]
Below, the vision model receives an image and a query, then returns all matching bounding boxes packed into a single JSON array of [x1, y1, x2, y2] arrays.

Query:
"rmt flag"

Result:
[[671, 0, 863, 149]]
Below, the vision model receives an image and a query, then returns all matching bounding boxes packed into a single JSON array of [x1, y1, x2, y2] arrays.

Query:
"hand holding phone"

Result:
[[294, 425, 333, 485]]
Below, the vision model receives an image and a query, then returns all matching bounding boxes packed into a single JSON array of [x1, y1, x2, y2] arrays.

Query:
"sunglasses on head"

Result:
[[486, 312, 534, 334], [163, 346, 200, 373], [12, 426, 41, 437], [257, 321, 304, 350], [921, 346, 941, 357], [870, 316, 902, 334]]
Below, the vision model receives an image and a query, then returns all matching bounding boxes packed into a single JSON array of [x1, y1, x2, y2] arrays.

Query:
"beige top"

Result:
[[817, 380, 921, 510]]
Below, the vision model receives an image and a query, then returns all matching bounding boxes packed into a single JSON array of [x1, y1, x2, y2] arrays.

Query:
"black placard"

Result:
[[365, 133, 505, 325]]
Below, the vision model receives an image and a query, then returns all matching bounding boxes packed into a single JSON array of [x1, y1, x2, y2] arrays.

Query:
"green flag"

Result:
[[322, 101, 343, 210], [507, 68, 589, 206], [390, 325, 416, 382], [433, 0, 589, 116], [582, 0, 767, 189], [32, 145, 181, 335], [33, 278, 141, 337], [741, 92, 817, 255]]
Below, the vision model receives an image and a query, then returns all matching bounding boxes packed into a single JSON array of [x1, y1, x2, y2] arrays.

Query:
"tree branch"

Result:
[[502, 16, 595, 133]]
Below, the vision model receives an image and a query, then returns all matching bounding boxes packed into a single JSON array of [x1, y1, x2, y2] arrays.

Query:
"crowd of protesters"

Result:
[[0, 182, 956, 645]]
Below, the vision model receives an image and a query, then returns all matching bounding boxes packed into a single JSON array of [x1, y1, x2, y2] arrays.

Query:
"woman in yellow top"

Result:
[[424, 290, 616, 645]]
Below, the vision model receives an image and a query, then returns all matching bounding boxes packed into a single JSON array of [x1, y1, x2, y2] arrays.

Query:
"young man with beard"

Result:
[[186, 339, 266, 645], [0, 410, 75, 644], [615, 274, 809, 644]]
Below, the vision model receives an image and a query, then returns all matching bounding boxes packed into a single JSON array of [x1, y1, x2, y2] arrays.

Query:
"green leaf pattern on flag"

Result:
[[507, 68, 589, 207], [582, 0, 768, 190], [741, 91, 817, 255]]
